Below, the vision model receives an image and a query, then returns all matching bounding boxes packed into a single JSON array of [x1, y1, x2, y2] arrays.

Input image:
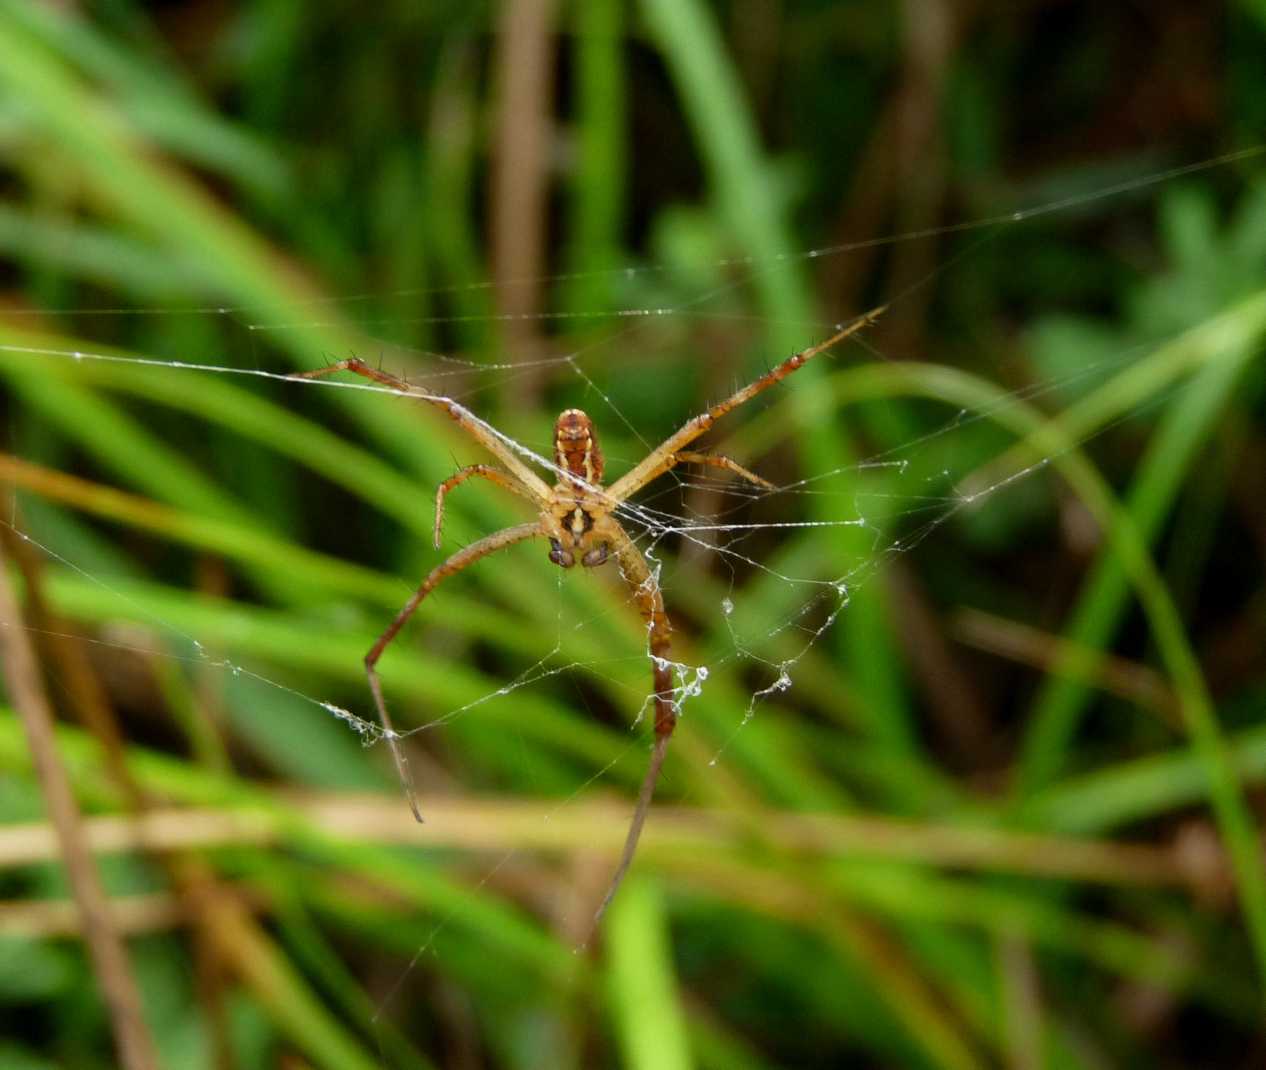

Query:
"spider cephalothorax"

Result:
[[293, 305, 882, 920], [547, 408, 610, 569]]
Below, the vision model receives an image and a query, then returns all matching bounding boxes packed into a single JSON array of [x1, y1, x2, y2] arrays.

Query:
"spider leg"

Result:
[[674, 450, 774, 491], [593, 517, 675, 922], [291, 358, 553, 505], [605, 305, 885, 502], [364, 521, 543, 821], [434, 465, 534, 548], [293, 357, 412, 390]]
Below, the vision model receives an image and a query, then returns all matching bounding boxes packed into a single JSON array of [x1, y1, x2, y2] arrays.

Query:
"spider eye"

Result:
[[581, 545, 608, 568], [548, 540, 575, 569]]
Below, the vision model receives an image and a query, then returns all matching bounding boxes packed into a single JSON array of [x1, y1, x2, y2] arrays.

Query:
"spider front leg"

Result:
[[593, 516, 676, 922], [292, 357, 414, 391], [605, 305, 884, 502], [363, 521, 543, 821], [290, 358, 554, 505]]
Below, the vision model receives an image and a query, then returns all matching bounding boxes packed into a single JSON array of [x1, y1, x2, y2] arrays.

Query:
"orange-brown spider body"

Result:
[[547, 408, 612, 569], [292, 305, 882, 921]]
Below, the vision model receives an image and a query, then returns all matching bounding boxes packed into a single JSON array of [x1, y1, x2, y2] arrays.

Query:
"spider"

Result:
[[294, 304, 883, 918]]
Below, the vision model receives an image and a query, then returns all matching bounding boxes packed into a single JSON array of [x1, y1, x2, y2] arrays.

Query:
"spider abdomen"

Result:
[[554, 408, 604, 484]]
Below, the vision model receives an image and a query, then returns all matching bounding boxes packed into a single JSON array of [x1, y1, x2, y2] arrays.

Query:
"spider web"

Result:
[[0, 145, 1261, 1007]]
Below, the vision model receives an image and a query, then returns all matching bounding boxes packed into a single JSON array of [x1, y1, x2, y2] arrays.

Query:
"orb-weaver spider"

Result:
[[295, 305, 882, 918]]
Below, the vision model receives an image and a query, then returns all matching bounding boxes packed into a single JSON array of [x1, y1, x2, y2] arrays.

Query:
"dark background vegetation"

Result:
[[1, 1, 1266, 1067]]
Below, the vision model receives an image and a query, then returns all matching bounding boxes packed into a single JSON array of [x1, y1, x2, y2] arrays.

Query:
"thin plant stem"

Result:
[[0, 538, 159, 1070]]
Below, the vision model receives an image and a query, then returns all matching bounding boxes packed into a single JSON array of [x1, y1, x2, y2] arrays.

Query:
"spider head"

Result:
[[554, 408, 604, 486]]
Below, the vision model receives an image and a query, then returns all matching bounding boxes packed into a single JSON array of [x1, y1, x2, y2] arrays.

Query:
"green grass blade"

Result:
[[606, 877, 693, 1070], [1018, 295, 1266, 790]]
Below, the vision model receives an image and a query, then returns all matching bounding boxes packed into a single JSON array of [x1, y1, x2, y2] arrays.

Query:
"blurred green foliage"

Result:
[[1, 1, 1265, 1068]]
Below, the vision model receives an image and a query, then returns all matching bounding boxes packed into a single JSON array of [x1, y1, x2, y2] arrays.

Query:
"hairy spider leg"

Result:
[[292, 359, 553, 503], [363, 522, 543, 821], [434, 465, 533, 548], [591, 514, 675, 923], [673, 450, 774, 490], [606, 305, 886, 502]]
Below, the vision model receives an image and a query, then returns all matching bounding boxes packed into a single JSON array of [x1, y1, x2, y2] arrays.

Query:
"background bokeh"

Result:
[[2, 2, 1266, 1067]]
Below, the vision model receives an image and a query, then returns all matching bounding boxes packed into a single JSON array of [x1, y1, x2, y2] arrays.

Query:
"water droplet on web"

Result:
[[721, 597, 734, 615]]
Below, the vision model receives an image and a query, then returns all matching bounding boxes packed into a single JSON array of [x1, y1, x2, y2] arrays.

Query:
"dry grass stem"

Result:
[[0, 541, 159, 1070], [952, 607, 1178, 722], [0, 794, 1203, 890]]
